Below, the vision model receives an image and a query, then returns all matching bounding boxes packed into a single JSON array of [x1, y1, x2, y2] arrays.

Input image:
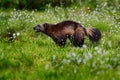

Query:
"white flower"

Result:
[[8, 32, 11, 34], [13, 33, 16, 38], [94, 47, 99, 50], [62, 58, 67, 63], [13, 33, 16, 36], [98, 48, 102, 54], [82, 44, 87, 48], [52, 55, 56, 60], [84, 52, 93, 61], [108, 41, 112, 47], [66, 53, 71, 58], [16, 32, 20, 36], [71, 53, 76, 57], [100, 60, 104, 64], [77, 58, 82, 64], [92, 62, 96, 67], [60, 66, 64, 69], [105, 57, 109, 61], [45, 63, 50, 70], [67, 60, 71, 64]]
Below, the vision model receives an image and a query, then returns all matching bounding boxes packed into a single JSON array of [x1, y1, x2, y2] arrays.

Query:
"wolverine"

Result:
[[33, 20, 101, 47]]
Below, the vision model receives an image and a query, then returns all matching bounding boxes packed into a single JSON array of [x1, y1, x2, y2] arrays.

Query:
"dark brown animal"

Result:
[[33, 20, 101, 47]]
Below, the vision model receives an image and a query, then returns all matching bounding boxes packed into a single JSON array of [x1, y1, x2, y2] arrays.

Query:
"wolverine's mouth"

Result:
[[34, 29, 41, 32], [34, 29, 39, 32]]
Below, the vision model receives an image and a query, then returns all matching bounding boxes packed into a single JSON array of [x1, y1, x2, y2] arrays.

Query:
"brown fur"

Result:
[[33, 20, 101, 47]]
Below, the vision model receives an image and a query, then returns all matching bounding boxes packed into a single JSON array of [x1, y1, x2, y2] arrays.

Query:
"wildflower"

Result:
[[83, 59, 86, 64], [16, 32, 20, 36], [82, 44, 87, 48], [52, 55, 56, 60], [94, 46, 99, 50], [92, 62, 96, 67], [100, 60, 104, 64], [71, 53, 76, 57], [62, 58, 67, 63], [66, 53, 71, 58], [106, 64, 112, 69], [103, 50, 108, 55], [45, 63, 50, 70], [84, 52, 93, 61], [13, 33, 16, 38], [8, 32, 11, 34], [67, 60, 71, 64], [105, 57, 109, 61], [77, 58, 82, 64], [98, 48, 102, 54], [97, 57, 100, 61], [108, 41, 112, 47]]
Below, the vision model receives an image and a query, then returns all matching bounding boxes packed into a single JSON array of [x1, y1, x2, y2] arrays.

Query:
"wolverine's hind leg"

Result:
[[71, 36, 84, 47], [70, 29, 85, 47]]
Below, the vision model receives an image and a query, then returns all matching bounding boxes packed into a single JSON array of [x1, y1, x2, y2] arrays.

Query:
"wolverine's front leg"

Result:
[[53, 37, 67, 47]]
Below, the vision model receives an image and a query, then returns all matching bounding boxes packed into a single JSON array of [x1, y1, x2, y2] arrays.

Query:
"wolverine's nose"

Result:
[[33, 27, 35, 30]]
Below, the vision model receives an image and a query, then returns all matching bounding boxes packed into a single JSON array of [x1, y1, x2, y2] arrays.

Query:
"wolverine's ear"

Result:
[[43, 23, 49, 27]]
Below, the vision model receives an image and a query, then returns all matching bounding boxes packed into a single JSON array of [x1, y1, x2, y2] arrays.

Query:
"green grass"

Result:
[[0, 6, 120, 80]]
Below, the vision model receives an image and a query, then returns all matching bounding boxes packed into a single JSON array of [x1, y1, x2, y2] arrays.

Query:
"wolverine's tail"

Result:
[[85, 28, 101, 42]]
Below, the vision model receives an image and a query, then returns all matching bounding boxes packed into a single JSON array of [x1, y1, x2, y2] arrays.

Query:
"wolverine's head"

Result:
[[33, 23, 49, 32]]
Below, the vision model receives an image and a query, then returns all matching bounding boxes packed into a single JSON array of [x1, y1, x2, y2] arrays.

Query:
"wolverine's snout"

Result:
[[33, 24, 45, 32], [33, 26, 40, 32]]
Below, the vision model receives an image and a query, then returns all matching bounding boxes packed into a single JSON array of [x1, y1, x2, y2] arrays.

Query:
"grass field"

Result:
[[0, 5, 120, 80]]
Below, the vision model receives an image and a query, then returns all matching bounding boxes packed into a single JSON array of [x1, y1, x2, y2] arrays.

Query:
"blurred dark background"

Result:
[[0, 0, 119, 10]]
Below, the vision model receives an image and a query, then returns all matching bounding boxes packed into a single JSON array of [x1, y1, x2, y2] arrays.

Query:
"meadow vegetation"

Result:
[[0, 1, 120, 80]]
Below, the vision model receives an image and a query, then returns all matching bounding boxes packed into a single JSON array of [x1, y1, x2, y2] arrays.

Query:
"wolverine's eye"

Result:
[[37, 25, 40, 27]]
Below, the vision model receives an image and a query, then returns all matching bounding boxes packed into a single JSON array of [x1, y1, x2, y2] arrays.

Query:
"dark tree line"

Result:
[[0, 0, 119, 10]]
